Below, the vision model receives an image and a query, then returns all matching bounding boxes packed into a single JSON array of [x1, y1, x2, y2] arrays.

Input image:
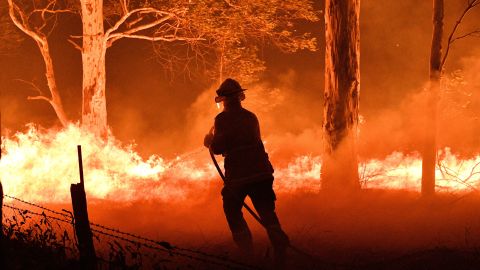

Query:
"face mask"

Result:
[[214, 92, 245, 104], [214, 96, 225, 103]]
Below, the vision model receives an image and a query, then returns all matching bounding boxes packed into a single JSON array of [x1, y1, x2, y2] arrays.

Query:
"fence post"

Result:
[[71, 145, 97, 269], [0, 181, 3, 236], [1, 107, 4, 264], [0, 111, 2, 237], [0, 181, 3, 268]]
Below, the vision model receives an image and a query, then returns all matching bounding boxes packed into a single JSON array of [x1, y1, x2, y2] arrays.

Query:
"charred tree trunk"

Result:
[[422, 0, 444, 196], [81, 0, 108, 137], [322, 0, 361, 190]]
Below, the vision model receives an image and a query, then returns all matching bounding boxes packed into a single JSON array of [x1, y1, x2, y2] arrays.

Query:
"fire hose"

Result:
[[208, 147, 316, 262], [208, 148, 265, 225]]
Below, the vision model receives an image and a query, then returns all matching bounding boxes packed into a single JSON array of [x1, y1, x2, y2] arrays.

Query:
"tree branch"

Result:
[[103, 6, 205, 48], [106, 14, 174, 46], [32, 8, 75, 15], [8, 0, 69, 126], [120, 0, 129, 15], [104, 7, 175, 39], [126, 16, 143, 28], [14, 79, 44, 96], [67, 38, 82, 51], [27, 95, 52, 103], [108, 33, 203, 43], [441, 0, 480, 69], [14, 78, 53, 104], [8, 0, 46, 46], [451, 29, 480, 42]]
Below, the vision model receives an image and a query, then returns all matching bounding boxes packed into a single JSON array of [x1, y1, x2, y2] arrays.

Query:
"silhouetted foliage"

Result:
[[0, 4, 23, 55]]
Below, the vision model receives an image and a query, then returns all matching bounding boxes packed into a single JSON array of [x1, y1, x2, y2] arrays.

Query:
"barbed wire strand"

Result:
[[91, 228, 255, 270], [3, 204, 72, 225], [9, 193, 475, 269], [3, 194, 71, 218], [89, 222, 255, 269], [2, 199, 257, 269]]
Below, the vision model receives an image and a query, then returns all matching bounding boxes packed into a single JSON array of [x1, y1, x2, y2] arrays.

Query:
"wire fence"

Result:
[[1, 193, 257, 270]]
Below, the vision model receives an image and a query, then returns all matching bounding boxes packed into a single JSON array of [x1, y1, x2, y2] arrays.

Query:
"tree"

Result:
[[0, 4, 23, 55], [422, 0, 479, 196], [0, 4, 23, 154], [8, 0, 319, 136], [73, 0, 204, 136], [7, 0, 71, 127], [188, 0, 318, 84], [8, 0, 203, 135], [321, 0, 361, 190]]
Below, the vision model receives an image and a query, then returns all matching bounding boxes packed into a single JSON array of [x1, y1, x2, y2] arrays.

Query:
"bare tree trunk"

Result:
[[322, 0, 361, 190], [37, 40, 69, 127], [81, 0, 108, 137], [422, 0, 444, 196]]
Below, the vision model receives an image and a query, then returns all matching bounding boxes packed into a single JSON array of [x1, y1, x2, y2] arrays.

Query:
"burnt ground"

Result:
[[40, 188, 480, 269]]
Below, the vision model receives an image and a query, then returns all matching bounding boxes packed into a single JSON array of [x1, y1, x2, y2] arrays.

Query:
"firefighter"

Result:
[[204, 78, 289, 266]]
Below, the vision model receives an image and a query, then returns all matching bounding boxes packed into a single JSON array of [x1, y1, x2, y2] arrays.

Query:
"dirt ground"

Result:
[[47, 187, 480, 269]]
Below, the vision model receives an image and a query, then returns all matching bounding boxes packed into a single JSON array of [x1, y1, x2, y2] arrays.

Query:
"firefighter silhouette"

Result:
[[204, 78, 289, 266]]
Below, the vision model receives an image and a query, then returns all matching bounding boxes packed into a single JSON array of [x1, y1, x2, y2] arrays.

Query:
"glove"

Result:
[[204, 133, 214, 148]]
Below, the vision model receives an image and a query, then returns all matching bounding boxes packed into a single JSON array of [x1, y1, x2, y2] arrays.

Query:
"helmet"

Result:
[[215, 78, 246, 103]]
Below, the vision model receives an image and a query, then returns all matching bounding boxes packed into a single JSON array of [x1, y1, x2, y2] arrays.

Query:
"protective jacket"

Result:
[[211, 106, 274, 186]]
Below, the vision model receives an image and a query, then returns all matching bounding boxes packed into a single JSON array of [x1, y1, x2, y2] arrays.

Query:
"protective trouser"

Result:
[[221, 177, 289, 255]]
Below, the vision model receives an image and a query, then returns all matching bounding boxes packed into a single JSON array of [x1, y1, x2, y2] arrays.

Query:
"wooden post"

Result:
[[0, 182, 3, 235], [0, 108, 3, 263], [0, 181, 4, 268], [1, 110, 3, 235], [71, 145, 96, 269]]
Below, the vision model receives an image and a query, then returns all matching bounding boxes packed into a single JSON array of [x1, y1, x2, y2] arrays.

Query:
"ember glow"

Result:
[[1, 125, 479, 203]]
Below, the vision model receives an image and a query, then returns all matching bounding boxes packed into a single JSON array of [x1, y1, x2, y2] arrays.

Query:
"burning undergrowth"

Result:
[[1, 123, 480, 204], [0, 124, 216, 202]]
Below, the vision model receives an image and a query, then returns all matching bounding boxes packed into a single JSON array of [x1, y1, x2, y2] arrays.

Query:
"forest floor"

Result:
[[38, 188, 480, 269]]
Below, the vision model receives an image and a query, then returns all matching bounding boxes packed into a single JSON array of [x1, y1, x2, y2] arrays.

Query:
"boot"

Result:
[[273, 245, 287, 269], [232, 230, 254, 256]]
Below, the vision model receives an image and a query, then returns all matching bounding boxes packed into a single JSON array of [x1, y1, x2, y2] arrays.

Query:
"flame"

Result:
[[0, 124, 216, 202], [273, 151, 480, 192], [1, 125, 479, 203]]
